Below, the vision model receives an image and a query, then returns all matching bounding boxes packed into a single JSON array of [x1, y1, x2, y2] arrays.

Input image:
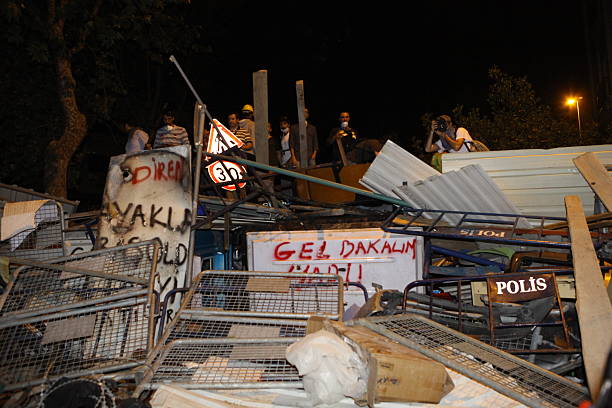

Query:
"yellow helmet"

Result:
[[242, 104, 254, 112]]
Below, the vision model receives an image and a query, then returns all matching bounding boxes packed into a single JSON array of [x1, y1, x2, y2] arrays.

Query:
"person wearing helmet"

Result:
[[235, 104, 255, 156]]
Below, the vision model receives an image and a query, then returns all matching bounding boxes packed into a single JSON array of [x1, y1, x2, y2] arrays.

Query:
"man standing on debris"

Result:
[[290, 108, 318, 168], [327, 111, 359, 163], [153, 110, 190, 149], [123, 121, 150, 154], [235, 104, 255, 158]]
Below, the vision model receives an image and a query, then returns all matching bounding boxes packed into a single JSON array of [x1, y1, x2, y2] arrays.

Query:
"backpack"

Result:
[[465, 139, 490, 152]]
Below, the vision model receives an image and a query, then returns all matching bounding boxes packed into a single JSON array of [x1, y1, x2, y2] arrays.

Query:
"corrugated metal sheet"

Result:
[[359, 141, 528, 226], [442, 145, 612, 217], [359, 140, 439, 203], [393, 164, 531, 228]]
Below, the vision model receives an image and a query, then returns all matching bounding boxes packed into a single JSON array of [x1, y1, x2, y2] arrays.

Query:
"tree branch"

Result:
[[69, 0, 103, 55]]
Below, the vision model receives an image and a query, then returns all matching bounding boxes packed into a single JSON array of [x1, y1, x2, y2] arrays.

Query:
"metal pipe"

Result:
[[209, 153, 415, 208], [171, 337, 300, 345], [187, 105, 206, 286], [201, 310, 340, 320], [143, 382, 303, 390], [176, 313, 308, 326], [3, 361, 146, 392], [5, 257, 148, 285], [1, 288, 149, 321], [431, 245, 506, 269], [46, 239, 160, 263], [0, 297, 148, 329]]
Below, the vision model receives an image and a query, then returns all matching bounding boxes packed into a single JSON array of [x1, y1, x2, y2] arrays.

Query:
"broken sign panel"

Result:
[[98, 146, 192, 323]]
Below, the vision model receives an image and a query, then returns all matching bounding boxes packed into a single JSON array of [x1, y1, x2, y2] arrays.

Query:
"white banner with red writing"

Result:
[[247, 228, 424, 311]]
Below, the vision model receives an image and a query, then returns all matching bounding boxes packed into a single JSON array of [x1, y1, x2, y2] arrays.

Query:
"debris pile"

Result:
[[0, 142, 610, 407]]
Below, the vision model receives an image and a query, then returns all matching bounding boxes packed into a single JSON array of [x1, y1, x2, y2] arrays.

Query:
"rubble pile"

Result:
[[0, 143, 610, 408]]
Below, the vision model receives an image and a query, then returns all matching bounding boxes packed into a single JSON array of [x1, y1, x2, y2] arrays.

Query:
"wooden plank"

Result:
[[245, 277, 290, 293], [573, 152, 612, 211], [253, 70, 269, 165], [336, 138, 349, 167], [295, 81, 309, 167], [565, 195, 612, 400], [305, 167, 354, 203]]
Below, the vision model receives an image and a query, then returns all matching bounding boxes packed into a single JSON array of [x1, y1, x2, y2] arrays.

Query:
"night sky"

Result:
[[168, 1, 588, 159]]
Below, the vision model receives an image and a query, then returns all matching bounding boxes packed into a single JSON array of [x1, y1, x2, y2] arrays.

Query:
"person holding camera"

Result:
[[425, 115, 473, 171], [425, 115, 473, 154], [327, 111, 359, 164]]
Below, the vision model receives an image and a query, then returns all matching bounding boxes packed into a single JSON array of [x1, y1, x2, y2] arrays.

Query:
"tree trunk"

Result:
[[44, 2, 87, 199]]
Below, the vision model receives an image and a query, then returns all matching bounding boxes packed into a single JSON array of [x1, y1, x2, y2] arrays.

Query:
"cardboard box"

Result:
[[308, 317, 454, 406]]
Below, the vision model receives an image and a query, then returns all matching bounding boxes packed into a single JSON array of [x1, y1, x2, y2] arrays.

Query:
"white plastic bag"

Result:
[[286, 330, 367, 406]]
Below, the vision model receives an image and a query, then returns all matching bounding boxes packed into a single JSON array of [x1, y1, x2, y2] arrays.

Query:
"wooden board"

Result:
[[253, 70, 269, 165], [305, 167, 354, 203], [245, 277, 290, 293], [295, 80, 308, 167], [339, 163, 370, 189], [565, 195, 612, 400], [573, 152, 612, 211]]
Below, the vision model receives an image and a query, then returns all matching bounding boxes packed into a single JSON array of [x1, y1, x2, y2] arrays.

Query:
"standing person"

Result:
[[290, 108, 318, 168], [235, 104, 255, 157], [153, 110, 190, 149], [278, 116, 292, 168], [226, 112, 240, 134], [425, 114, 473, 154], [327, 111, 359, 163], [424, 114, 473, 171], [123, 121, 150, 154]]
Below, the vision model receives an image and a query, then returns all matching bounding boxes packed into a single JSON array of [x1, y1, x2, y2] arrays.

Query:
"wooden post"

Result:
[[565, 195, 612, 401], [336, 138, 349, 167], [573, 152, 612, 212], [295, 80, 309, 168], [253, 70, 269, 165]]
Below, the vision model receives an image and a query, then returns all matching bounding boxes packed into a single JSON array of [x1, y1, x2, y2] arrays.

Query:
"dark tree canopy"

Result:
[[420, 67, 600, 157], [0, 0, 204, 202]]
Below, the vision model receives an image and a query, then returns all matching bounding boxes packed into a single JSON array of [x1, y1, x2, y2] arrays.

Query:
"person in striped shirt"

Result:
[[153, 111, 190, 149]]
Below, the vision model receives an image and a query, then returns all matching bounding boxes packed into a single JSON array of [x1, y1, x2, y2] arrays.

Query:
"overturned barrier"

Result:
[[0, 241, 160, 391], [136, 338, 301, 393], [0, 296, 154, 391], [354, 313, 589, 408], [0, 240, 159, 319]]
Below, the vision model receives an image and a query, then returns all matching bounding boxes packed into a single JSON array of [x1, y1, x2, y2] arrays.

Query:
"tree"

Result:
[[422, 67, 599, 152], [1, 0, 203, 198]]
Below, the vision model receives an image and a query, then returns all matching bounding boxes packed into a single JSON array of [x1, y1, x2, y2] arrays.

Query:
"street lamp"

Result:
[[566, 97, 583, 142]]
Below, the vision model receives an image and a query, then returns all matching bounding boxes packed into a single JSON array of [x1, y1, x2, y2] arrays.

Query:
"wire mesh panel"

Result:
[[0, 241, 159, 319], [184, 271, 343, 319], [163, 314, 308, 344], [0, 201, 65, 261], [355, 314, 589, 408], [138, 338, 301, 392], [0, 296, 154, 391]]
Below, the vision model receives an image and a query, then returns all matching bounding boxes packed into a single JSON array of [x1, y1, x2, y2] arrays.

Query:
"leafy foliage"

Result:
[[0, 0, 204, 200]]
